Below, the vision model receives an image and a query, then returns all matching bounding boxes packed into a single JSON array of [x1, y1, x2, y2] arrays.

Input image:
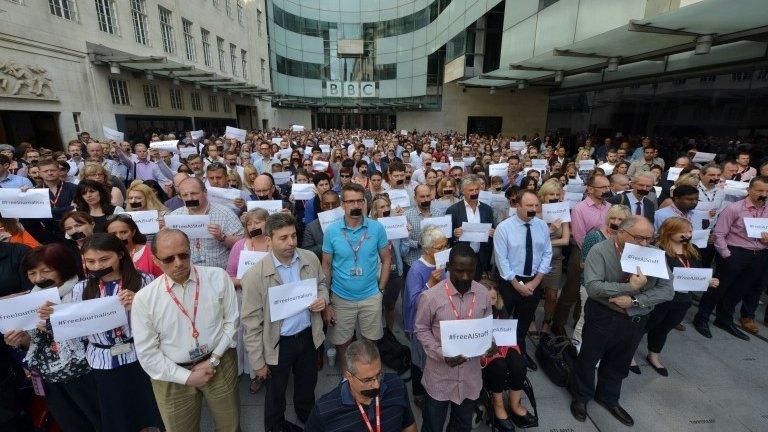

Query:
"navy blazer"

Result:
[[608, 191, 657, 224], [445, 200, 496, 274]]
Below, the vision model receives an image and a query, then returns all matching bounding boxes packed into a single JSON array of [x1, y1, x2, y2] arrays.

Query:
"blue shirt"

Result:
[[494, 213, 553, 281], [271, 252, 311, 336], [0, 173, 33, 189], [654, 204, 694, 232], [322, 217, 388, 301]]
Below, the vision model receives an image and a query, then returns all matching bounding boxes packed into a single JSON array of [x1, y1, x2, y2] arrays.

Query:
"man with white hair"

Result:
[[87, 141, 124, 181], [608, 171, 657, 224]]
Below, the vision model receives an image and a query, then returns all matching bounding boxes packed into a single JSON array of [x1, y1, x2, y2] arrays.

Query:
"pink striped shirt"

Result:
[[571, 197, 611, 248], [713, 198, 768, 258]]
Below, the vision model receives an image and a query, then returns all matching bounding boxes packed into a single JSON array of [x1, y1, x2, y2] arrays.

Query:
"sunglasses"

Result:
[[157, 252, 191, 264]]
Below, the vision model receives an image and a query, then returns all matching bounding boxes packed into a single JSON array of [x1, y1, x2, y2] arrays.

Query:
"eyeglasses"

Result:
[[350, 370, 383, 385], [157, 252, 191, 264], [621, 229, 653, 244]]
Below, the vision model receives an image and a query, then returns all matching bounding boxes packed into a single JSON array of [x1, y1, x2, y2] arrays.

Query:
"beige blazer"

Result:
[[241, 248, 329, 371]]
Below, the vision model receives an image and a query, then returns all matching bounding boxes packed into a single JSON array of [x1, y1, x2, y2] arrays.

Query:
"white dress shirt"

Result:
[[131, 265, 239, 385], [464, 200, 481, 252]]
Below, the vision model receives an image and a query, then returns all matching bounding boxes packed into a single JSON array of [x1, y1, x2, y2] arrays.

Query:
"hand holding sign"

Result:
[[628, 267, 647, 290], [620, 243, 669, 279]]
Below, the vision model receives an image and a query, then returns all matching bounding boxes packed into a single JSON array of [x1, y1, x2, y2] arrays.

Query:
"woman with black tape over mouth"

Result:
[[61, 210, 96, 249]]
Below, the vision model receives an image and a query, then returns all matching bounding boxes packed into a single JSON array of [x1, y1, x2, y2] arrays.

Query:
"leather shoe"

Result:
[[674, 323, 686, 331], [595, 399, 634, 427], [646, 354, 668, 377], [570, 400, 587, 422], [713, 319, 750, 341], [524, 352, 538, 371], [693, 320, 712, 338], [493, 416, 515, 432], [511, 410, 538, 428], [628, 364, 641, 375], [740, 317, 759, 335]]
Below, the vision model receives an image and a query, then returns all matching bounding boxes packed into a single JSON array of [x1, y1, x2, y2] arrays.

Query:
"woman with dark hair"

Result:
[[2, 243, 101, 432], [74, 180, 124, 233], [520, 176, 538, 192], [38, 233, 163, 432], [105, 214, 163, 276], [60, 211, 96, 249]]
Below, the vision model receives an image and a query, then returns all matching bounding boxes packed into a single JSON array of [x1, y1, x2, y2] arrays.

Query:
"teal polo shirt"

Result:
[[322, 216, 388, 301]]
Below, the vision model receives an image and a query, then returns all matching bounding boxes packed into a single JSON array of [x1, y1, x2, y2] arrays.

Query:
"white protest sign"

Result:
[[291, 125, 305, 132], [432, 162, 449, 172], [319, 144, 331, 154], [653, 186, 662, 197], [449, 161, 465, 170], [673, 267, 712, 292], [378, 216, 408, 240], [0, 289, 61, 333], [691, 152, 716, 163], [492, 319, 518, 346], [488, 163, 508, 178], [362, 139, 375, 148], [463, 156, 476, 166], [695, 200, 718, 212], [318, 207, 345, 233], [440, 315, 493, 358], [692, 229, 710, 248], [386, 189, 411, 208], [400, 129, 408, 136], [273, 171, 292, 185], [224, 126, 247, 142], [291, 183, 315, 200], [246, 200, 283, 214], [164, 214, 212, 239], [568, 177, 585, 185], [531, 159, 548, 172], [578, 160, 596, 172], [179, 147, 198, 159], [0, 188, 52, 218], [190, 130, 205, 140], [541, 201, 572, 223], [312, 160, 329, 172], [599, 162, 615, 176], [620, 243, 669, 279], [459, 222, 491, 243], [564, 192, 583, 208], [50, 296, 128, 342], [667, 167, 683, 181], [208, 186, 241, 210], [435, 248, 451, 269], [149, 140, 179, 153], [271, 137, 283, 145], [277, 148, 293, 160], [509, 141, 525, 151], [744, 218, 768, 239], [478, 191, 507, 207], [269, 278, 317, 322], [563, 183, 587, 194], [421, 215, 452, 238], [102, 126, 124, 142], [236, 250, 269, 279], [124, 210, 160, 234]]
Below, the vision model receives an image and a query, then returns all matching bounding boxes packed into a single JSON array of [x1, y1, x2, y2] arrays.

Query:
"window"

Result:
[[256, 9, 263, 36], [217, 37, 226, 72], [159, 7, 176, 54], [95, 0, 118, 35], [108, 78, 130, 105], [191, 92, 202, 111], [260, 58, 266, 85], [237, 1, 244, 25], [225, 0, 231, 17], [201, 29, 212, 67], [170, 88, 183, 109], [182, 19, 196, 62], [212, 0, 219, 8], [73, 112, 82, 133], [130, 0, 149, 45], [241, 49, 248, 79], [229, 44, 237, 76], [49, 0, 77, 21], [143, 83, 159, 107], [208, 94, 218, 112], [222, 97, 231, 113]]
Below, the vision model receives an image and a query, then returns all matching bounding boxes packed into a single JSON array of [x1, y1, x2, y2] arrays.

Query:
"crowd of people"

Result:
[[1, 127, 767, 432]]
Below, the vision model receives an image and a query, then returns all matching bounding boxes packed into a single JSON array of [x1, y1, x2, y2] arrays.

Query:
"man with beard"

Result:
[[608, 172, 657, 224]]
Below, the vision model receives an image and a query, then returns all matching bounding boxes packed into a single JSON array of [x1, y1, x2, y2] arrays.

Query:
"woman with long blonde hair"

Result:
[[125, 181, 168, 213]]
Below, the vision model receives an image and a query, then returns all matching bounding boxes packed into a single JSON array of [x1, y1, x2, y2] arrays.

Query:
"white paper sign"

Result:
[[272, 171, 293, 186], [0, 188, 52, 218], [620, 243, 669, 279], [578, 160, 596, 171], [488, 163, 508, 178], [50, 296, 128, 342], [236, 250, 269, 279], [149, 140, 179, 153], [692, 229, 710, 248], [378, 216, 408, 240], [509, 141, 525, 151], [435, 248, 451, 269], [271, 137, 283, 145], [386, 189, 411, 208], [269, 278, 317, 322], [165, 214, 212, 239], [179, 147, 198, 158], [312, 160, 329, 171], [190, 130, 205, 140], [440, 315, 493, 358], [208, 186, 241, 210], [318, 207, 345, 233], [246, 200, 283, 214], [598, 162, 615, 176], [291, 125, 305, 132], [531, 159, 548, 172], [400, 129, 408, 136], [421, 215, 452, 238], [124, 210, 160, 234], [492, 319, 518, 346], [564, 192, 583, 207], [563, 183, 587, 194], [224, 126, 247, 142], [432, 162, 449, 172], [478, 191, 507, 207], [319, 144, 331, 154], [291, 183, 315, 200], [667, 167, 683, 181], [102, 125, 124, 142], [449, 161, 465, 170], [673, 267, 712, 292], [541, 202, 572, 223], [362, 139, 375, 148], [277, 148, 293, 160], [691, 152, 717, 163], [459, 222, 491, 243], [744, 218, 768, 238], [0, 289, 61, 333]]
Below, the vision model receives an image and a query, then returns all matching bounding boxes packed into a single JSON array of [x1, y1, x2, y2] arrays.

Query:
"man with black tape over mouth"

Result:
[[608, 171, 657, 224], [694, 176, 768, 339]]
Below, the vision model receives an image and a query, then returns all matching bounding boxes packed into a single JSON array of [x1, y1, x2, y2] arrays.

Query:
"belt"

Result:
[[730, 246, 767, 255], [178, 353, 212, 368], [274, 326, 312, 349], [517, 275, 535, 283], [590, 299, 646, 324], [90, 337, 134, 349]]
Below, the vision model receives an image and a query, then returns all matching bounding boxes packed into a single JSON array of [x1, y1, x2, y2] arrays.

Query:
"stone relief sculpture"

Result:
[[0, 61, 54, 98]]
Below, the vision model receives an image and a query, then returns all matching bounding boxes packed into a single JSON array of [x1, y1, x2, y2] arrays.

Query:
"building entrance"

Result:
[[0, 110, 62, 150], [314, 111, 395, 130]]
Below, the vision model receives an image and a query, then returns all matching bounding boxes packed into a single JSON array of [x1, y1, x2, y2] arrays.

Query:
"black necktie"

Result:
[[635, 201, 642, 215], [524, 223, 533, 276]]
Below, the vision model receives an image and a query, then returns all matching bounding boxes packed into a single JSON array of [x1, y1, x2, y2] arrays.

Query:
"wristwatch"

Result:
[[630, 296, 640, 307], [209, 356, 221, 368]]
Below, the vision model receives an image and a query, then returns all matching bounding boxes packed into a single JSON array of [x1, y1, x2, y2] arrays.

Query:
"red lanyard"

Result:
[[677, 255, 691, 268], [99, 278, 124, 340], [356, 397, 381, 432], [49, 183, 63, 206], [445, 282, 476, 320], [164, 267, 201, 342]]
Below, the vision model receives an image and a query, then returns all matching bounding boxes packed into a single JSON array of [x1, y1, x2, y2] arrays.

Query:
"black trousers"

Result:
[[694, 253, 729, 324], [481, 349, 526, 393], [715, 247, 768, 323], [553, 243, 582, 327], [422, 394, 476, 432], [500, 277, 543, 357], [572, 299, 647, 406], [646, 295, 691, 354], [45, 373, 101, 432], [265, 327, 317, 430]]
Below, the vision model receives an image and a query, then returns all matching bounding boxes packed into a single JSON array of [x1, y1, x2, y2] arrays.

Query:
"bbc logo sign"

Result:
[[325, 81, 376, 98]]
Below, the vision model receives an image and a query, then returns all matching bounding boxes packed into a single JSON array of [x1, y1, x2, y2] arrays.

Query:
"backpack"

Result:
[[535, 333, 578, 388], [376, 329, 411, 378]]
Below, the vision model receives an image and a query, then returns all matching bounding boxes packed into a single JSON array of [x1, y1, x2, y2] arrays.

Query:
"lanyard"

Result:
[[342, 226, 368, 265], [677, 256, 691, 268], [49, 183, 63, 206], [164, 267, 201, 343], [356, 397, 381, 432], [445, 282, 476, 320], [698, 185, 717, 202], [99, 278, 125, 340]]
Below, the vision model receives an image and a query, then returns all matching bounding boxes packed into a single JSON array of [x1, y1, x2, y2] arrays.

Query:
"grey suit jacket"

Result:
[[301, 219, 324, 259]]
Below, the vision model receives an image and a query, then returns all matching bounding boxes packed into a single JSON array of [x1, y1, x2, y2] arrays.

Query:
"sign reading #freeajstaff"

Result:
[[620, 243, 669, 279], [492, 319, 518, 347], [0, 188, 52, 219], [673, 267, 712, 292], [124, 210, 160, 234], [50, 296, 128, 342], [0, 289, 61, 333], [164, 214, 212, 239], [744, 217, 768, 238], [440, 315, 493, 358], [378, 216, 409, 240], [269, 278, 317, 322], [541, 202, 571, 223], [236, 251, 269, 279]]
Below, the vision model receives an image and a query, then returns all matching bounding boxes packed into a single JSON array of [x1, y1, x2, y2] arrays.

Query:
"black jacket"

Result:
[[445, 200, 496, 274]]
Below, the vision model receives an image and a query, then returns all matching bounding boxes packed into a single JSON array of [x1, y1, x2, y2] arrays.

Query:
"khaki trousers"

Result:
[[151, 349, 240, 432]]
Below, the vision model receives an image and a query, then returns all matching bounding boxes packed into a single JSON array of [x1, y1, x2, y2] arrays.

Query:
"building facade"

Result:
[[0, 0, 272, 148]]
